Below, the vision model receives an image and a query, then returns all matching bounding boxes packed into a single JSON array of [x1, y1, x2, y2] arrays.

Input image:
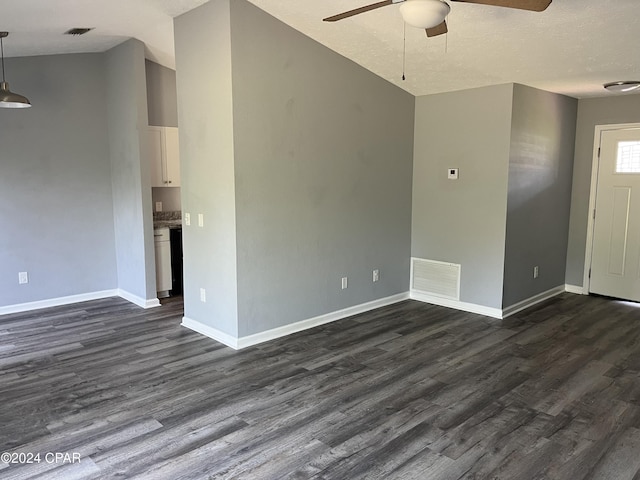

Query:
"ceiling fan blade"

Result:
[[450, 0, 551, 12], [426, 20, 448, 37], [323, 0, 395, 22]]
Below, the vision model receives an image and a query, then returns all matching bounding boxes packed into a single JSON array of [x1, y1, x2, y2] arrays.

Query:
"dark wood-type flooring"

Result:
[[2, 293, 640, 479]]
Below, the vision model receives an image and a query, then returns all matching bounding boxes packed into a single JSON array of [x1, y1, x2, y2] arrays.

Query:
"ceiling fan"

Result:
[[323, 0, 551, 37]]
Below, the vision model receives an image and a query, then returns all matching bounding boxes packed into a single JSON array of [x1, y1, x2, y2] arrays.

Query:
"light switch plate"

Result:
[[448, 168, 459, 180]]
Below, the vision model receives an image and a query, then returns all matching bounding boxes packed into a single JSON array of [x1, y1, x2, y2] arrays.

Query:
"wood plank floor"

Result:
[[2, 293, 640, 479]]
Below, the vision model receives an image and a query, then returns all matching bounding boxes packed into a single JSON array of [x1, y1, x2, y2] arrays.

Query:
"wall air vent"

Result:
[[411, 258, 460, 300], [64, 28, 94, 36]]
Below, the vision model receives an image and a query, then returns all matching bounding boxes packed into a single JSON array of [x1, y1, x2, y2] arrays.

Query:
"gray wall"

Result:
[[106, 39, 156, 301], [565, 93, 640, 287], [0, 54, 117, 308], [175, 0, 239, 336], [502, 84, 577, 307], [412, 85, 513, 309], [174, 0, 413, 338], [145, 60, 178, 127], [230, 0, 414, 336]]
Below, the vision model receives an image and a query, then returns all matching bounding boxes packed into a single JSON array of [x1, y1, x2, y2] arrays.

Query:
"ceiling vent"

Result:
[[64, 28, 94, 36]]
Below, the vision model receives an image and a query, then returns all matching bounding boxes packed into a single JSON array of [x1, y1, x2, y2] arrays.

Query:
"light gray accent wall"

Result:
[[565, 93, 640, 287], [230, 0, 414, 337], [105, 39, 156, 301], [174, 0, 239, 336], [502, 84, 577, 307], [412, 85, 513, 309], [145, 60, 178, 127], [0, 54, 117, 307]]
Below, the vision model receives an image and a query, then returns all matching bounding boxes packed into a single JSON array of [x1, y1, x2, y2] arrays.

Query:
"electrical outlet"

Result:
[[184, 213, 191, 226], [18, 271, 28, 284], [341, 277, 348, 290], [373, 269, 379, 282], [200, 288, 206, 302], [155, 201, 163, 212], [533, 266, 539, 279], [198, 213, 204, 227]]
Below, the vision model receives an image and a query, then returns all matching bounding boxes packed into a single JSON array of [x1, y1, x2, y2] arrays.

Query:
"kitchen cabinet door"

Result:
[[147, 126, 180, 187]]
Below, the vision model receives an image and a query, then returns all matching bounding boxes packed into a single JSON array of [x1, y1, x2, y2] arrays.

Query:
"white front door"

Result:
[[590, 127, 640, 301]]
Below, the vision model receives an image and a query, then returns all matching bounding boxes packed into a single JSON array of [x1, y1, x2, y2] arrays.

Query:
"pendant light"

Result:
[[0, 32, 31, 109]]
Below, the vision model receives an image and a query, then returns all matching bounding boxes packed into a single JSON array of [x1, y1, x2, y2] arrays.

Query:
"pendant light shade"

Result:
[[0, 32, 31, 109], [399, 0, 450, 29], [0, 81, 31, 108]]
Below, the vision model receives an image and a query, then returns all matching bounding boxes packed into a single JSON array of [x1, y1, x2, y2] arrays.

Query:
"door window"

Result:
[[616, 141, 640, 173]]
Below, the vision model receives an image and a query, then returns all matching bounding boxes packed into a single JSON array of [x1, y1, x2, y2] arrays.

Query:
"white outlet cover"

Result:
[[155, 201, 163, 212], [184, 213, 191, 226]]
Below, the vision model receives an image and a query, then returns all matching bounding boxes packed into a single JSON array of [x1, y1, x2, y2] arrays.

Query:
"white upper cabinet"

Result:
[[147, 126, 180, 187]]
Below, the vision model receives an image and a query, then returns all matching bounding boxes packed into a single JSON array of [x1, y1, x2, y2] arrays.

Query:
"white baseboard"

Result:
[[181, 292, 410, 350], [0, 288, 161, 316], [117, 289, 160, 309], [181, 317, 240, 349], [565, 284, 586, 295], [0, 289, 119, 316], [412, 285, 582, 320], [502, 285, 566, 318], [409, 291, 503, 319]]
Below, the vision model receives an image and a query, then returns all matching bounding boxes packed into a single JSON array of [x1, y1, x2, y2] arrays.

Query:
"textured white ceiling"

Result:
[[2, 0, 639, 98]]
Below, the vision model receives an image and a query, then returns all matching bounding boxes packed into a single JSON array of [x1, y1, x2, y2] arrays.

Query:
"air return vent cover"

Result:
[[411, 258, 460, 300], [64, 28, 94, 36]]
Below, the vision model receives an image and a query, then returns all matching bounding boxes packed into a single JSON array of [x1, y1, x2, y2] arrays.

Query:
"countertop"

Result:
[[153, 211, 182, 230]]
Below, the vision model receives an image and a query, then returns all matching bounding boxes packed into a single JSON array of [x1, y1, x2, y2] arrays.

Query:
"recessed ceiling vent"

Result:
[[65, 28, 94, 36]]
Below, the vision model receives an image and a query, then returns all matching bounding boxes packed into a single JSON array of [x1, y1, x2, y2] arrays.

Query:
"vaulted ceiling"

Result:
[[3, 0, 639, 98]]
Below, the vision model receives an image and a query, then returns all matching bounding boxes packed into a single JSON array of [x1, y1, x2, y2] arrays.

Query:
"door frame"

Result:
[[582, 122, 640, 294]]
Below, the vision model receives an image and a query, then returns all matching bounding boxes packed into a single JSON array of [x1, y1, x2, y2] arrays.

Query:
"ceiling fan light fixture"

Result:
[[399, 0, 450, 29], [603, 81, 640, 93]]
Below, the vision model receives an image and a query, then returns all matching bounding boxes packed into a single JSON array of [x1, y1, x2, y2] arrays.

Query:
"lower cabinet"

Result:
[[154, 228, 172, 296]]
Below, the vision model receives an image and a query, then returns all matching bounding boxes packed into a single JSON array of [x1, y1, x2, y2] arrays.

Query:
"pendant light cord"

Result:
[[0, 36, 5, 83]]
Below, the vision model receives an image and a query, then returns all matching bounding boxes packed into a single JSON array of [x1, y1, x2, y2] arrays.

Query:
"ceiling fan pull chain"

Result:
[[445, 10, 449, 53], [402, 21, 406, 81]]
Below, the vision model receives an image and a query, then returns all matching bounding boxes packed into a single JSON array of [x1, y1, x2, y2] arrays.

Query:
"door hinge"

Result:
[[589, 268, 592, 279], [593, 208, 596, 220], [598, 147, 601, 157]]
